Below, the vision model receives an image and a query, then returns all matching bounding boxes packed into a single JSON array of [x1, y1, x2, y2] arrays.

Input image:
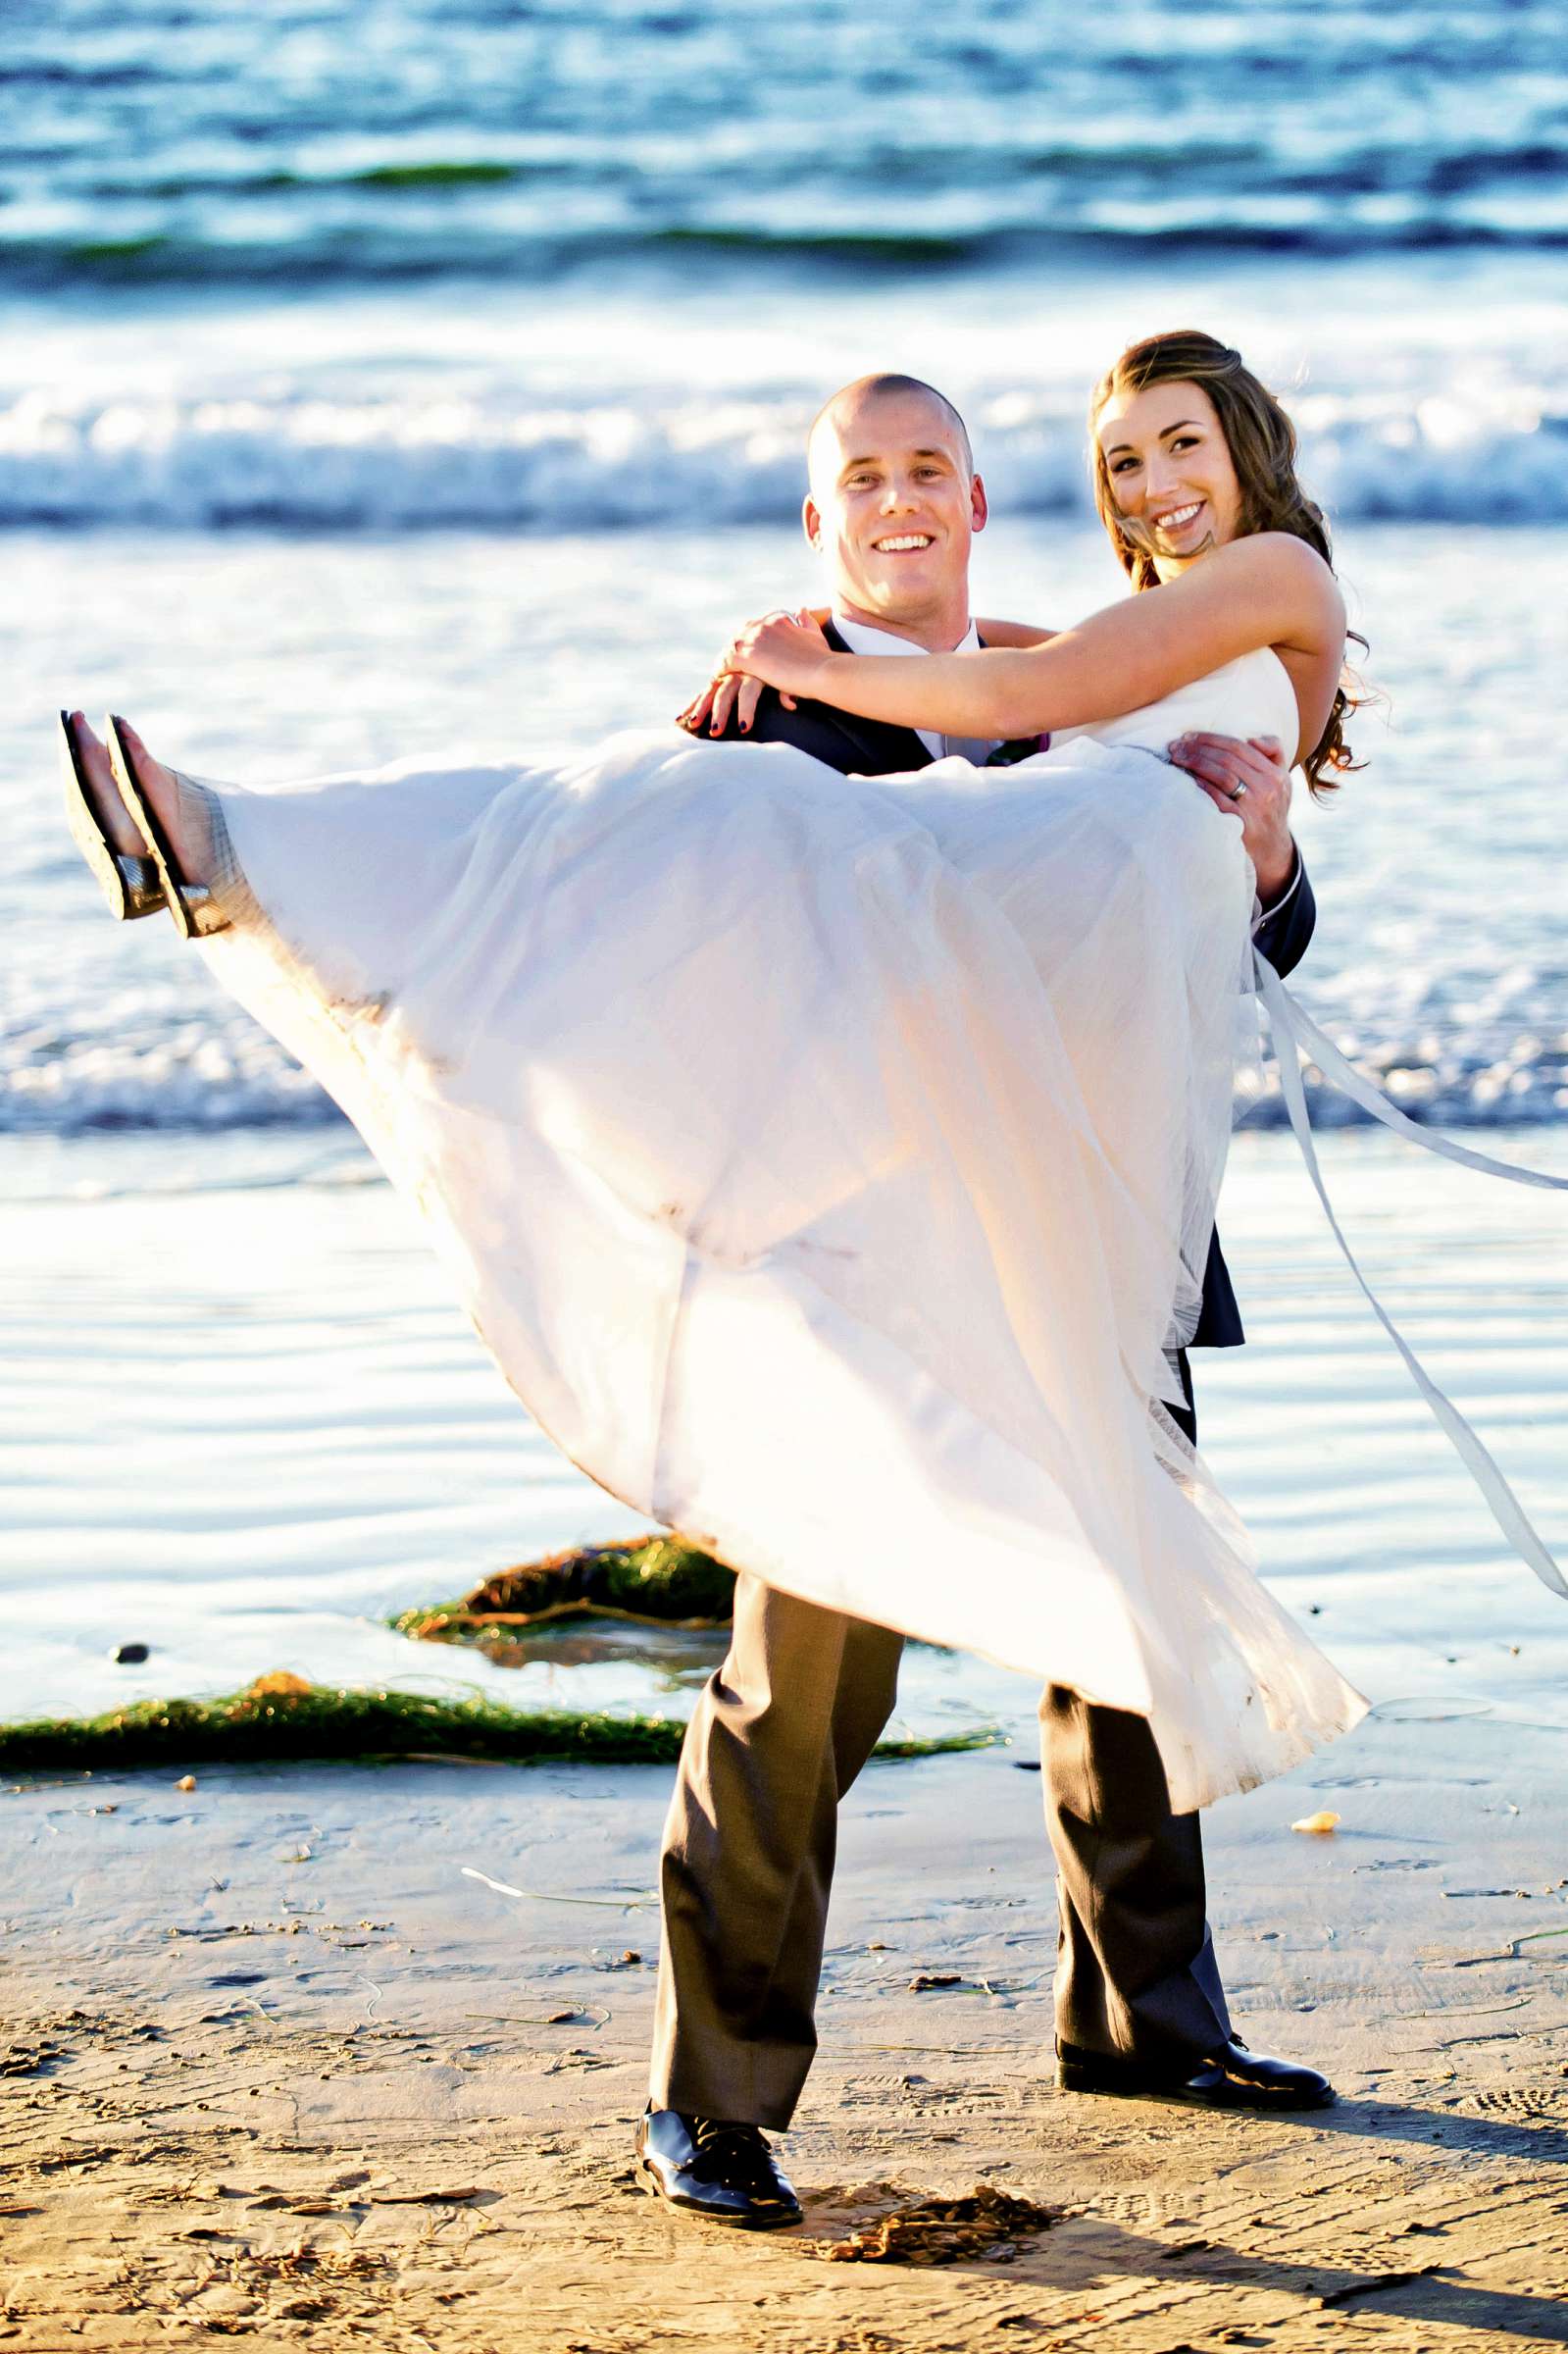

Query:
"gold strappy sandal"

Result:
[[105, 713, 229, 940], [59, 709, 166, 922]]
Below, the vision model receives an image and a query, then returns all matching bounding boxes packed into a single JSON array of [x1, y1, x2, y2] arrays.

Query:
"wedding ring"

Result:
[[1231, 780, 1249, 799]]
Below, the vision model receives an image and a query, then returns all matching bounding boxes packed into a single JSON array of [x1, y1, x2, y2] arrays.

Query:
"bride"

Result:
[[62, 333, 1384, 1815]]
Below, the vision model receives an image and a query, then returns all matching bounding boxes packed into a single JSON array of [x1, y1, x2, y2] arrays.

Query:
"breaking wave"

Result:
[[7, 986, 1566, 1139], [2, 383, 1563, 533]]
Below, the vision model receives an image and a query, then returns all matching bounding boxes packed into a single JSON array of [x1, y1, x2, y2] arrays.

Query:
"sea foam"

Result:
[[6, 992, 1565, 1140], [2, 383, 1561, 534]]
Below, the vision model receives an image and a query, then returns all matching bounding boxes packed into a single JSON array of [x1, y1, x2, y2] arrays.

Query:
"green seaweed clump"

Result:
[[392, 1535, 737, 1644], [0, 1675, 688, 1771], [0, 1671, 1001, 1773]]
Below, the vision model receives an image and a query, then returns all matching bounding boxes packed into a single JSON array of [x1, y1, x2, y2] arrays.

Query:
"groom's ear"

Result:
[[802, 493, 824, 551], [970, 473, 989, 535]]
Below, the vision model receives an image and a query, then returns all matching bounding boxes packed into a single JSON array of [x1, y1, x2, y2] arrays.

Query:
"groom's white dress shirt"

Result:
[[832, 614, 995, 767]]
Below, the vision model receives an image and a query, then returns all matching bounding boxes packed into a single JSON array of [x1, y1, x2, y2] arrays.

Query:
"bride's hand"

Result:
[[677, 667, 785, 738], [725, 607, 832, 698], [677, 608, 830, 737]]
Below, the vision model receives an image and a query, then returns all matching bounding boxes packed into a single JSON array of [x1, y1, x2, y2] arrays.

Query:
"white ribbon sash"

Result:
[[1253, 950, 1567, 1601]]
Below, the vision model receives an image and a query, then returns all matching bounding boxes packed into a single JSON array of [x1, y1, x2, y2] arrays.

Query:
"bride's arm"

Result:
[[679, 611, 1056, 736], [723, 537, 1343, 751]]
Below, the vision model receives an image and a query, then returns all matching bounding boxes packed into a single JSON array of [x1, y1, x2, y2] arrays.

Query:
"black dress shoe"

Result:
[[635, 2105, 802, 2227], [1057, 2035, 1335, 2112]]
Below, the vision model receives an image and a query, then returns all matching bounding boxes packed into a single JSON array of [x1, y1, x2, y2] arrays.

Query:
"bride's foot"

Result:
[[64, 712, 142, 858], [103, 713, 230, 940], [105, 716, 212, 884], [60, 710, 166, 921]]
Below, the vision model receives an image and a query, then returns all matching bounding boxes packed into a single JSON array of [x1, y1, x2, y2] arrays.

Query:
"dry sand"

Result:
[[4, 1714, 1566, 2351]]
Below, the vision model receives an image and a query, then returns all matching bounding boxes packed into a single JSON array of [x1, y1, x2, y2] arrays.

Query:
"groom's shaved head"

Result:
[[807, 374, 974, 486], [802, 374, 985, 648]]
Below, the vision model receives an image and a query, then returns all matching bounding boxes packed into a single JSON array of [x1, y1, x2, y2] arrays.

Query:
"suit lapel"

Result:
[[822, 621, 934, 771]]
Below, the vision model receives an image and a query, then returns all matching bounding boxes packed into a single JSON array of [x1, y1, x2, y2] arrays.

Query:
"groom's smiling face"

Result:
[[803, 383, 986, 645]]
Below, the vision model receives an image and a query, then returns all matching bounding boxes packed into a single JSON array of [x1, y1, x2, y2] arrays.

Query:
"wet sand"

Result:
[[5, 1127, 1568, 1740], [4, 1129, 1566, 2344], [4, 1711, 1567, 2351]]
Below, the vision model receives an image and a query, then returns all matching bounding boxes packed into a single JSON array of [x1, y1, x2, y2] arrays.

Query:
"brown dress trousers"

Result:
[[650, 1359, 1231, 2129]]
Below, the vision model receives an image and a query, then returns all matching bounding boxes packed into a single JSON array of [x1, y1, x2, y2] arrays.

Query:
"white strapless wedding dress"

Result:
[[194, 645, 1369, 1812]]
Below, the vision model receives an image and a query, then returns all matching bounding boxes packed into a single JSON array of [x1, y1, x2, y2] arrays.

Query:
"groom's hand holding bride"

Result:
[[1167, 731, 1296, 905]]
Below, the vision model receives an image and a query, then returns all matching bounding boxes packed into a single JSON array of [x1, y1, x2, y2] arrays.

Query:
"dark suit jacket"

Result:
[[699, 622, 1317, 1348]]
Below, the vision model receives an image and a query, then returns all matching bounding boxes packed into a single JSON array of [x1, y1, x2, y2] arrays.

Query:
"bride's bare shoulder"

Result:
[[1212, 532, 1340, 594], [1201, 533, 1344, 640]]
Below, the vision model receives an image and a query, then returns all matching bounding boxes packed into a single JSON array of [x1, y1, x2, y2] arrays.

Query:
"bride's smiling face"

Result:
[[1094, 380, 1243, 580], [803, 387, 986, 640]]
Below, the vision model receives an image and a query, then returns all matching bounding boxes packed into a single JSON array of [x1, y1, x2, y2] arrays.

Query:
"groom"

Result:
[[637, 374, 1329, 2228]]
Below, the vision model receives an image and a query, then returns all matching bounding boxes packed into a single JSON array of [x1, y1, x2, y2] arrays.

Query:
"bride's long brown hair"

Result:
[[1089, 329, 1364, 797]]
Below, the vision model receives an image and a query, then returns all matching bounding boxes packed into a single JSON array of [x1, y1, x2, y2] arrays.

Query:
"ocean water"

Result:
[[2, 0, 1565, 1724], [4, 0, 1567, 1144]]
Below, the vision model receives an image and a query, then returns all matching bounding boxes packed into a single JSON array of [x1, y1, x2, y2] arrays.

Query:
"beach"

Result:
[[5, 1714, 1567, 2349], [4, 1133, 1568, 2345], [5, 2, 1568, 2340]]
